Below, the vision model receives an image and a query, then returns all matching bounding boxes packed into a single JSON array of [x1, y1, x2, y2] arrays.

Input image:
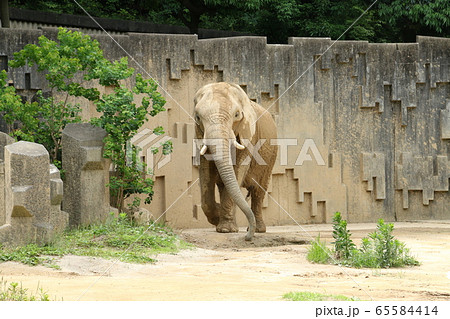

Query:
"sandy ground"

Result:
[[0, 221, 449, 301]]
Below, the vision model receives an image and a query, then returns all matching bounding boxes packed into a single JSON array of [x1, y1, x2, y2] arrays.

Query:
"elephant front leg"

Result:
[[202, 198, 220, 226], [251, 187, 266, 233], [216, 185, 238, 233], [215, 153, 248, 233], [199, 160, 220, 226]]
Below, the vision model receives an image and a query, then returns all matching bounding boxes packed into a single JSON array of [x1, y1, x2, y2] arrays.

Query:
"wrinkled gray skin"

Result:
[[194, 82, 278, 241]]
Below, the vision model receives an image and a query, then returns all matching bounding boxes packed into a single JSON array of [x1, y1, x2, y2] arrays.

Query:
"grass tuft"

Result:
[[306, 234, 332, 264], [283, 291, 360, 301], [0, 279, 50, 301], [0, 213, 191, 267]]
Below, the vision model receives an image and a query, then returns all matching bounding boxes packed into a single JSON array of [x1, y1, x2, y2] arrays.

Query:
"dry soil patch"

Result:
[[0, 222, 449, 301]]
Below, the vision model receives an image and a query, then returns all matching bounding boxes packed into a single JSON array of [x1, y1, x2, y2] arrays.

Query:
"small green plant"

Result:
[[283, 291, 359, 301], [306, 234, 331, 264], [332, 212, 356, 260], [0, 243, 60, 267], [307, 213, 420, 269], [0, 279, 50, 301], [0, 213, 191, 267], [350, 219, 420, 268]]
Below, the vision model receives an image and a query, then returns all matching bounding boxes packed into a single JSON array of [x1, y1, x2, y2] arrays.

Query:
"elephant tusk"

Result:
[[234, 140, 245, 150], [200, 145, 208, 155]]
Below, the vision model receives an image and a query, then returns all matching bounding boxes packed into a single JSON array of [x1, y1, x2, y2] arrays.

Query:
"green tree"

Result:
[[5, 26, 133, 164], [0, 27, 92, 164], [0, 87, 81, 166], [90, 73, 170, 213], [9, 0, 450, 43], [129, 0, 266, 34], [378, 0, 450, 42], [255, 0, 385, 43], [2, 27, 170, 212], [9, 0, 265, 35]]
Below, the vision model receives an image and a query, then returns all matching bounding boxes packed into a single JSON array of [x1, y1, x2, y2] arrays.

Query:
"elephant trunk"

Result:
[[205, 128, 256, 241]]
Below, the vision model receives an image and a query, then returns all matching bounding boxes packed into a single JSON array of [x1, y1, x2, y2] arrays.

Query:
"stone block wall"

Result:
[[1, 28, 449, 228]]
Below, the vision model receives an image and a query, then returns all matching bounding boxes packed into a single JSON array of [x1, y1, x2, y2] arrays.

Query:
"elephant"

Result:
[[194, 82, 278, 241]]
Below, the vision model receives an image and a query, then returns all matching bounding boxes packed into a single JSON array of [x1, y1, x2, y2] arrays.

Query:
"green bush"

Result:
[[307, 213, 420, 269], [350, 219, 420, 268], [332, 212, 356, 260]]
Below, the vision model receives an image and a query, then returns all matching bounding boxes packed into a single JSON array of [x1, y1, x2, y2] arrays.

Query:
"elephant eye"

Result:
[[195, 114, 200, 122], [235, 111, 240, 118]]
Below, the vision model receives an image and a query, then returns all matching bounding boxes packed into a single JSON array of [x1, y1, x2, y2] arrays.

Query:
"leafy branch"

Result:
[[1, 27, 171, 213]]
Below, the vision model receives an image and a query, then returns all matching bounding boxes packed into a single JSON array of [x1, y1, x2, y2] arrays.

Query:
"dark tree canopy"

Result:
[[9, 0, 450, 43]]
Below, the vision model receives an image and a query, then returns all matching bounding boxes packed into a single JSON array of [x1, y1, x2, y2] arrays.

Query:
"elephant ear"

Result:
[[195, 121, 203, 139], [230, 84, 257, 142], [194, 86, 206, 139]]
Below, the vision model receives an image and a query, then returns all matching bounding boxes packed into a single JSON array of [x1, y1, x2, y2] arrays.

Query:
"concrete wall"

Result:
[[1, 27, 449, 228]]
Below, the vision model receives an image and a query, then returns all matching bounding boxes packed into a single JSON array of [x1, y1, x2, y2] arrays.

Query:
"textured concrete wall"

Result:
[[1, 28, 448, 228]]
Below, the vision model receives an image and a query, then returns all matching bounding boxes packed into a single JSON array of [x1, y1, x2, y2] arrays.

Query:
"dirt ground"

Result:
[[0, 221, 449, 301]]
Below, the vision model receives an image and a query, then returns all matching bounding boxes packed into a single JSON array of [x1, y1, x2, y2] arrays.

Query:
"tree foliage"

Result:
[[3, 28, 138, 165], [9, 0, 450, 43], [0, 28, 88, 165], [1, 27, 170, 213], [90, 72, 170, 213], [378, 0, 450, 42]]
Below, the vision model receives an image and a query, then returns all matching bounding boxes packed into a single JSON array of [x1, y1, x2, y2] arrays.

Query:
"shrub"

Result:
[[350, 219, 420, 268], [307, 212, 420, 269], [332, 212, 356, 260]]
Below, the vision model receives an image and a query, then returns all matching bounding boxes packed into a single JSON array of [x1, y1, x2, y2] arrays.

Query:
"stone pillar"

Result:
[[49, 164, 68, 234], [0, 141, 68, 246], [0, 132, 14, 226], [62, 123, 110, 226]]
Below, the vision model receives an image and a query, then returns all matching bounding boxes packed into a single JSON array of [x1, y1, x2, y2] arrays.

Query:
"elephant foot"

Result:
[[203, 203, 221, 226], [216, 220, 238, 233], [207, 215, 220, 226], [256, 220, 266, 233]]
